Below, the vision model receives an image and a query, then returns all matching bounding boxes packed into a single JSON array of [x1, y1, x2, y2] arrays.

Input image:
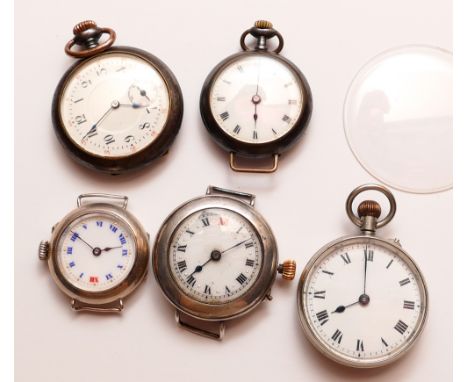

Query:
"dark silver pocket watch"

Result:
[[200, 20, 313, 173], [52, 20, 184, 175]]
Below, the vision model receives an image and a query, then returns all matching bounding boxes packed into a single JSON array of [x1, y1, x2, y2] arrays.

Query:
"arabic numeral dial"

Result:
[[59, 52, 170, 157]]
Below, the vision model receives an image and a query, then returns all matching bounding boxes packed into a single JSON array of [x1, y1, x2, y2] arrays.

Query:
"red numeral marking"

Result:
[[219, 217, 228, 225], [89, 276, 99, 283]]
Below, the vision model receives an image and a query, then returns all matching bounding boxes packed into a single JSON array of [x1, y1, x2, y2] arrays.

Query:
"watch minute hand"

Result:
[[220, 238, 250, 254], [70, 231, 94, 251], [364, 245, 368, 294]]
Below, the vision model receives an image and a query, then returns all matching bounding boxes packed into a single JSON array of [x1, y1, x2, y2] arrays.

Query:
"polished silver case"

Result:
[[47, 202, 149, 309], [153, 194, 278, 321], [297, 235, 428, 368]]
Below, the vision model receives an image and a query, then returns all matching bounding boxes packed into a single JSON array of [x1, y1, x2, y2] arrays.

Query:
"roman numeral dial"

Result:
[[300, 240, 426, 365], [169, 208, 263, 303], [57, 214, 136, 293], [208, 55, 303, 144]]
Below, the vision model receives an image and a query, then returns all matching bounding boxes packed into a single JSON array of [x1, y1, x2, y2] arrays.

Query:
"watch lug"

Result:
[[175, 311, 225, 340], [264, 293, 273, 301], [38, 240, 49, 260], [71, 298, 123, 312]]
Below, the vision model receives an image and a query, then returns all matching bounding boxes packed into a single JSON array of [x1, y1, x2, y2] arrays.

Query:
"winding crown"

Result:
[[357, 200, 382, 218], [278, 259, 296, 281], [73, 20, 97, 35], [255, 20, 273, 29]]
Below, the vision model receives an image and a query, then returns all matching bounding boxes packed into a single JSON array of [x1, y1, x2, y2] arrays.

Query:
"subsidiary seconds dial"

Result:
[[53, 21, 183, 174], [60, 52, 170, 157], [169, 208, 263, 303]]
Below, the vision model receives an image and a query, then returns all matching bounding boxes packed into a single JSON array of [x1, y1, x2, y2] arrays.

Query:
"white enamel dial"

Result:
[[57, 214, 136, 292], [300, 239, 426, 366], [209, 55, 304, 143], [59, 52, 170, 157], [169, 208, 263, 303]]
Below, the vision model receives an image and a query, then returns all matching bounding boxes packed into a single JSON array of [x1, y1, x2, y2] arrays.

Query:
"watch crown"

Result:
[[357, 200, 382, 219], [38, 240, 49, 260], [277, 259, 296, 281], [254, 20, 273, 29], [73, 20, 97, 35]]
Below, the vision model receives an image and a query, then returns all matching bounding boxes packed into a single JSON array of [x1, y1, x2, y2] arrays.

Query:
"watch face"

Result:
[[59, 51, 170, 158], [168, 208, 263, 303], [299, 238, 427, 367], [56, 213, 136, 292], [209, 54, 304, 144]]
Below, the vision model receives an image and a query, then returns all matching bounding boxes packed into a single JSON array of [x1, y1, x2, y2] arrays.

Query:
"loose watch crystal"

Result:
[[298, 185, 427, 367]]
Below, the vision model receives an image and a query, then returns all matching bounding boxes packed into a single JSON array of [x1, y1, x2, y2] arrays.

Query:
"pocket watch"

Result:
[[52, 20, 183, 174], [200, 20, 313, 173], [297, 184, 428, 368], [153, 186, 296, 339], [38, 194, 149, 312]]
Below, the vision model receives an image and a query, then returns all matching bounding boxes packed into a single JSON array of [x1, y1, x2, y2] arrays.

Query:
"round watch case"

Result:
[[41, 196, 149, 310], [199, 21, 313, 172], [52, 22, 183, 175], [153, 192, 278, 321], [200, 50, 313, 157], [297, 235, 428, 368], [297, 184, 428, 368]]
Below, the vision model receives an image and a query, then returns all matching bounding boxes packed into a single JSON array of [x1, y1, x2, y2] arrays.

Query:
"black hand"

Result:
[[71, 231, 94, 251], [364, 245, 368, 294], [332, 300, 359, 314], [187, 239, 251, 277], [220, 238, 250, 254], [102, 246, 123, 252], [81, 104, 116, 141], [188, 257, 212, 277]]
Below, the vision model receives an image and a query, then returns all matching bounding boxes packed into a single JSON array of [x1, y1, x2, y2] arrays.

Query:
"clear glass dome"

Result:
[[344, 46, 452, 193]]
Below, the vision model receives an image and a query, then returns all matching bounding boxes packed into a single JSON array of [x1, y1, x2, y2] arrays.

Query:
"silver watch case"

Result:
[[297, 235, 428, 368], [46, 202, 149, 307], [153, 194, 278, 321]]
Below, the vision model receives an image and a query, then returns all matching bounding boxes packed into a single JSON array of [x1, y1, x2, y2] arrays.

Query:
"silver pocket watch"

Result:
[[39, 194, 149, 312], [298, 184, 428, 367], [153, 186, 296, 339]]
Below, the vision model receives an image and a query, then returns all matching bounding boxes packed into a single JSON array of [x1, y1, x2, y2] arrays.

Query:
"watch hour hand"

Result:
[[331, 300, 359, 314], [102, 245, 123, 252]]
